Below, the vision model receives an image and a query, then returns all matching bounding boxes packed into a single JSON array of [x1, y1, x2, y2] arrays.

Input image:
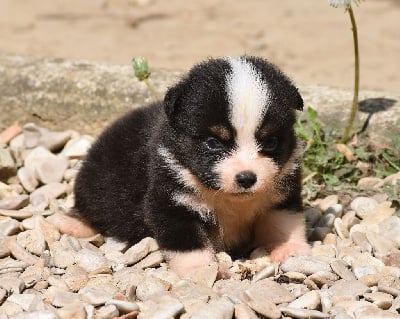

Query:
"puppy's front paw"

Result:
[[165, 249, 215, 278], [270, 241, 311, 263]]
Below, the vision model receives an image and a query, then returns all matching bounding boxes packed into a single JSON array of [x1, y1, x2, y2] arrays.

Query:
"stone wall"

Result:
[[1, 53, 399, 143]]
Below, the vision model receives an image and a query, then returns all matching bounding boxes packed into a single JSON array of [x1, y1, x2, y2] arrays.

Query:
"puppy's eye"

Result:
[[205, 137, 224, 150], [262, 136, 278, 153]]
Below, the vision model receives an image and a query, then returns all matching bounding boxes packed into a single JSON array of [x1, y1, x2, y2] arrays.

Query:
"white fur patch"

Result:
[[157, 146, 200, 192], [226, 56, 271, 157], [172, 192, 215, 223]]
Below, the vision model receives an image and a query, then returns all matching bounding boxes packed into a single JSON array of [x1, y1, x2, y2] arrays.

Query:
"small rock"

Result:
[[328, 279, 370, 303], [378, 275, 400, 296], [317, 195, 339, 212], [20, 262, 49, 288], [354, 305, 400, 319], [122, 237, 159, 266], [384, 172, 400, 185], [242, 292, 281, 319], [5, 236, 40, 265], [308, 271, 339, 287], [252, 263, 277, 282], [244, 278, 295, 304], [63, 265, 89, 291], [364, 292, 393, 310], [0, 181, 19, 198], [0, 209, 33, 220], [138, 294, 184, 319], [135, 276, 170, 301], [0, 194, 29, 210], [0, 217, 20, 236], [366, 231, 397, 255], [309, 226, 332, 241], [0, 275, 25, 293], [281, 256, 331, 275], [234, 303, 259, 319], [379, 217, 400, 246], [61, 135, 94, 159], [40, 130, 72, 152], [315, 213, 335, 228], [0, 148, 16, 179], [330, 260, 356, 281], [75, 248, 108, 272], [0, 124, 22, 144], [361, 201, 395, 225], [7, 293, 45, 312], [334, 218, 349, 239], [188, 262, 218, 288], [79, 285, 115, 306], [191, 300, 234, 319], [351, 197, 379, 219], [50, 289, 82, 307], [17, 167, 39, 193], [279, 306, 328, 318], [0, 301, 23, 316], [213, 279, 251, 304], [96, 304, 119, 319], [351, 231, 372, 253], [304, 207, 322, 228], [57, 302, 87, 319], [105, 299, 139, 314], [357, 177, 385, 189], [30, 183, 67, 204], [288, 290, 321, 310], [17, 229, 47, 256], [134, 250, 164, 269]]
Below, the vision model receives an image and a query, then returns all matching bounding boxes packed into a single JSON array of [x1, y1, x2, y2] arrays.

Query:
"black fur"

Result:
[[73, 56, 304, 255]]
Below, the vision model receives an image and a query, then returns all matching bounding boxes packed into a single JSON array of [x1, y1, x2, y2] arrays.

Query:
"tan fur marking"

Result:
[[209, 125, 231, 141], [254, 210, 310, 263]]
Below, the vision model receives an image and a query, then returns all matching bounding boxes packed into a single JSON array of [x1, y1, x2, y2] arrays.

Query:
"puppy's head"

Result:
[[162, 56, 303, 196]]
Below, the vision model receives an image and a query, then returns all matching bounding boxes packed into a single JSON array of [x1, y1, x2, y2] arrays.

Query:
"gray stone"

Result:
[[281, 256, 331, 275], [315, 213, 335, 228], [17, 167, 39, 193], [30, 183, 67, 204], [304, 207, 322, 228], [251, 263, 277, 282], [0, 195, 29, 210], [351, 197, 379, 219], [191, 300, 234, 319]]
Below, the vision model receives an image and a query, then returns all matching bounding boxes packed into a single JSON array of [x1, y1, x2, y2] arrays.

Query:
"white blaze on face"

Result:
[[214, 57, 278, 193]]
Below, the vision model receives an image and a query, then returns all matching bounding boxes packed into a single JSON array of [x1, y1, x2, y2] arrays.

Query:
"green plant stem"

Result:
[[143, 78, 161, 100], [342, 5, 360, 143]]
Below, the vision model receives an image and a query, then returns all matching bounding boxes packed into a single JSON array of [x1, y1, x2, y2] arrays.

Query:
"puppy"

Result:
[[73, 56, 310, 277]]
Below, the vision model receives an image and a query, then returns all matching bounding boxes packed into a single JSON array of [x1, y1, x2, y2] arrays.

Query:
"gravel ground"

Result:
[[0, 123, 399, 319]]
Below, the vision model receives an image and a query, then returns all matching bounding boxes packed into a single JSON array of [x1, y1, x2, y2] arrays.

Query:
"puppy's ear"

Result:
[[163, 81, 185, 120], [293, 88, 304, 111]]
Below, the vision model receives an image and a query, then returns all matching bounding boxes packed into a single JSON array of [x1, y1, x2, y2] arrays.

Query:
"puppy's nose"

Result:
[[235, 171, 257, 189]]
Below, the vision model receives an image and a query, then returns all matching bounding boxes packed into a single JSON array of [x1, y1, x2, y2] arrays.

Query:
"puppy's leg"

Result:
[[164, 249, 215, 278], [254, 210, 310, 263]]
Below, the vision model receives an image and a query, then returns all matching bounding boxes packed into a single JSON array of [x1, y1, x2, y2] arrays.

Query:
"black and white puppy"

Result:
[[73, 56, 310, 276]]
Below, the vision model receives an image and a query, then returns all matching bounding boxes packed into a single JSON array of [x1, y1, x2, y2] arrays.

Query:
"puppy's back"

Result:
[[74, 102, 163, 243]]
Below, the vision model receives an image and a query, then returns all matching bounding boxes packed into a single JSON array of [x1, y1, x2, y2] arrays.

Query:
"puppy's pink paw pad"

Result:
[[270, 242, 311, 263]]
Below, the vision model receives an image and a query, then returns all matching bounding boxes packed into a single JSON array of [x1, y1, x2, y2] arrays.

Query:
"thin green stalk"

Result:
[[341, 5, 360, 143], [143, 78, 161, 100]]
